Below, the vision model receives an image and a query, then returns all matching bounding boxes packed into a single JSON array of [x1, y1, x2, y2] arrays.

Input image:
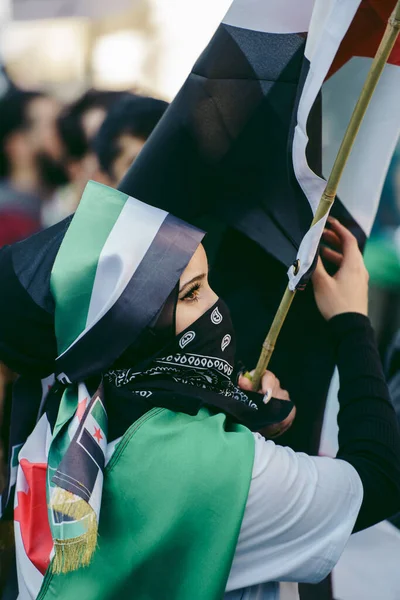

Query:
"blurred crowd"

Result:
[[0, 83, 168, 246]]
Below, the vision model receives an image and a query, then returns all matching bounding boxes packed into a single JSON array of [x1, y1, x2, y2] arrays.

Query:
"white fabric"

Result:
[[287, 215, 326, 290], [319, 369, 340, 458], [58, 194, 167, 361], [223, 0, 314, 34], [86, 196, 167, 332], [224, 432, 363, 599], [14, 415, 52, 600], [322, 57, 400, 237], [289, 0, 362, 288]]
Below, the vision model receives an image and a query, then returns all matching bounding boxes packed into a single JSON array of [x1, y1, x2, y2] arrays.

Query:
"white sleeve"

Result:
[[226, 433, 363, 593]]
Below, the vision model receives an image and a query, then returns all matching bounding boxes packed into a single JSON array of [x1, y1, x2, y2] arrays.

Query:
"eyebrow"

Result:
[[179, 273, 206, 294]]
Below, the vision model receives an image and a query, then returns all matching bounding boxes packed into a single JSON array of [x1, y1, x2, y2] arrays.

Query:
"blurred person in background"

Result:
[[0, 89, 65, 247], [43, 90, 125, 227], [94, 93, 168, 187]]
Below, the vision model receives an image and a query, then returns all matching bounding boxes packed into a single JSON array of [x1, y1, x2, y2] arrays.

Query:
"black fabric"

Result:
[[0, 245, 56, 377], [119, 25, 314, 269], [0, 217, 71, 376], [113, 284, 179, 368], [105, 299, 294, 440], [209, 228, 333, 454], [329, 313, 400, 531]]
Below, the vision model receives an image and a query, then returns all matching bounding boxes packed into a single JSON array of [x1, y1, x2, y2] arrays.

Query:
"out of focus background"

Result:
[[1, 3, 400, 597], [0, 0, 231, 100]]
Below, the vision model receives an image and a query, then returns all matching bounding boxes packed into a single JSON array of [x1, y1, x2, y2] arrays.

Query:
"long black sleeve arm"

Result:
[[329, 312, 400, 532]]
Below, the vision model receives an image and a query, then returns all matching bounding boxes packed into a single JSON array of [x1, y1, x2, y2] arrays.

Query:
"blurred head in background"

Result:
[[0, 89, 65, 246], [57, 89, 126, 195], [42, 89, 128, 228], [94, 93, 168, 187], [0, 89, 64, 194]]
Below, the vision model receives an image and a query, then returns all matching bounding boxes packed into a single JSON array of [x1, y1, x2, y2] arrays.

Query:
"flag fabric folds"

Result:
[[119, 0, 400, 458], [120, 0, 400, 289]]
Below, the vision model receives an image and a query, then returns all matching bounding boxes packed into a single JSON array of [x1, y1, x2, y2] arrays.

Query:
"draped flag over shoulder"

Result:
[[0, 181, 204, 589], [120, 0, 400, 290]]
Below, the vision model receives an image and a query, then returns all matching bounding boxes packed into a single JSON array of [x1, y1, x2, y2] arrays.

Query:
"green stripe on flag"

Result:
[[11, 444, 23, 468], [51, 181, 129, 354], [91, 398, 107, 431], [52, 387, 79, 439]]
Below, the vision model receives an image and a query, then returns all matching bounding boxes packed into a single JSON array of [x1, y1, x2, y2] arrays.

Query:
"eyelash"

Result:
[[181, 283, 201, 302]]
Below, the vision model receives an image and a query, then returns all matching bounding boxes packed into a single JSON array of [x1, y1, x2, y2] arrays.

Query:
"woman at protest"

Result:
[[0, 181, 399, 600]]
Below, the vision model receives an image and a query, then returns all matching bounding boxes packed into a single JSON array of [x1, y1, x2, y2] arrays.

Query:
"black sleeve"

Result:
[[329, 312, 400, 532]]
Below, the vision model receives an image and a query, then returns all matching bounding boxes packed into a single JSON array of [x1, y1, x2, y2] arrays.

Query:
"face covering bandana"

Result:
[[104, 299, 294, 440]]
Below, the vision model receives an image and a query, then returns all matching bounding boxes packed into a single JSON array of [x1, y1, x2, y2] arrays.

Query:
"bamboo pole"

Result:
[[251, 1, 400, 392]]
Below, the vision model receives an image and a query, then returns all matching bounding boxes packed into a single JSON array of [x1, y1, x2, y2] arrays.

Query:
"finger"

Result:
[[261, 371, 277, 397], [238, 374, 253, 392], [322, 228, 342, 250], [311, 256, 330, 286], [327, 217, 359, 254], [321, 245, 343, 267]]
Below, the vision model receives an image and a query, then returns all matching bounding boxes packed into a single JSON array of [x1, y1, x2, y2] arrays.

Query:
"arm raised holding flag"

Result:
[[228, 218, 400, 597]]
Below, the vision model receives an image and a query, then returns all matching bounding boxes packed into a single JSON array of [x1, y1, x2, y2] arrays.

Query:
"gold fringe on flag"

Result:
[[50, 488, 98, 574]]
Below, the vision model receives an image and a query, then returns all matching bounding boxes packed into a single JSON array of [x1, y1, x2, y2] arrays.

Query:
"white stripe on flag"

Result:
[[287, 216, 326, 290], [14, 415, 51, 600], [223, 0, 314, 34], [304, 0, 360, 63], [293, 0, 361, 213], [57, 197, 168, 358], [89, 471, 103, 520], [14, 521, 44, 600], [289, 0, 363, 287], [86, 196, 168, 330], [323, 58, 400, 237], [19, 415, 50, 465]]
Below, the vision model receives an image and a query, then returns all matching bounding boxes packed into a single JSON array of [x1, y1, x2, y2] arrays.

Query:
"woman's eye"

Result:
[[181, 283, 201, 302]]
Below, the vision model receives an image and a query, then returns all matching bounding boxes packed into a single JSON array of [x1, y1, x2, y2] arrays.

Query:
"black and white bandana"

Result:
[[105, 300, 294, 439]]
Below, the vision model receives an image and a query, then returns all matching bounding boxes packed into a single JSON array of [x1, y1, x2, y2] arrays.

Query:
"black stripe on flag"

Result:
[[79, 428, 105, 471], [52, 428, 101, 502], [55, 214, 204, 382], [119, 23, 314, 268]]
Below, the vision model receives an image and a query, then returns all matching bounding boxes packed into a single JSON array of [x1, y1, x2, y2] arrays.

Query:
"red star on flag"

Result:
[[93, 427, 103, 443], [76, 397, 88, 421]]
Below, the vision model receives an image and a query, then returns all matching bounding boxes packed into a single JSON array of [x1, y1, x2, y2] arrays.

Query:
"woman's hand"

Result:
[[239, 369, 289, 402], [312, 217, 369, 320], [239, 370, 296, 438]]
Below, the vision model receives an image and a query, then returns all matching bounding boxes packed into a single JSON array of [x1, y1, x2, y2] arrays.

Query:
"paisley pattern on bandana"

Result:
[[107, 300, 256, 413]]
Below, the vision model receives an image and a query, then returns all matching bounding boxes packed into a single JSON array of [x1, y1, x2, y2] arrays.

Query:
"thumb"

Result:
[[311, 256, 330, 289], [238, 374, 253, 391]]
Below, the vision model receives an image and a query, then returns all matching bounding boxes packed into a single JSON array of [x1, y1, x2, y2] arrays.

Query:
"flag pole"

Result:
[[251, 1, 400, 392]]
